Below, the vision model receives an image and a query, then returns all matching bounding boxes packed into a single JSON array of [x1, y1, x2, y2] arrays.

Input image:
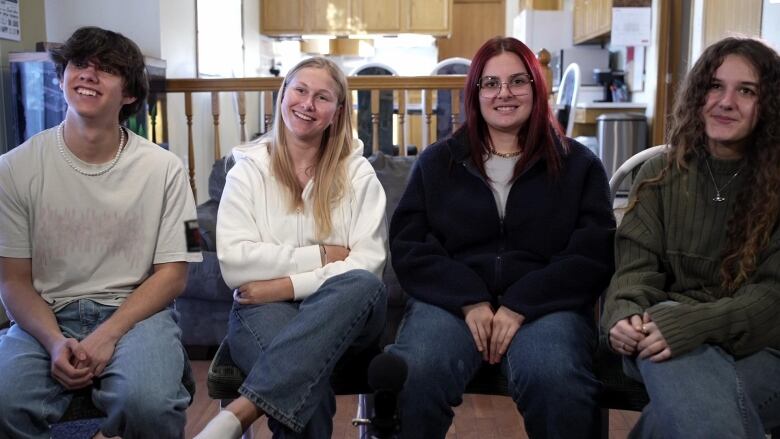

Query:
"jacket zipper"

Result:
[[494, 216, 506, 294], [296, 207, 303, 247]]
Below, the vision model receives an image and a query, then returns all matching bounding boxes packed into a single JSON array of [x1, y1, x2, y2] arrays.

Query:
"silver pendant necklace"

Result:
[[57, 122, 126, 177], [704, 158, 743, 203]]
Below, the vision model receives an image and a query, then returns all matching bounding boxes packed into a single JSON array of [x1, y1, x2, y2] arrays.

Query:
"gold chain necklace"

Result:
[[704, 158, 743, 203], [488, 145, 522, 158]]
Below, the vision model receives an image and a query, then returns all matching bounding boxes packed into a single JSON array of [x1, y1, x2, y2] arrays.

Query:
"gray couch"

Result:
[[175, 152, 415, 354], [175, 151, 661, 432]]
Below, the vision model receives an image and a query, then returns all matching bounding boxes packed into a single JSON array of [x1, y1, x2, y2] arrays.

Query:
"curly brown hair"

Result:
[[632, 37, 780, 291]]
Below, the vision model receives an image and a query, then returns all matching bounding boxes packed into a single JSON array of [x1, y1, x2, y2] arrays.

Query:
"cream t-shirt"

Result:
[[0, 127, 202, 312]]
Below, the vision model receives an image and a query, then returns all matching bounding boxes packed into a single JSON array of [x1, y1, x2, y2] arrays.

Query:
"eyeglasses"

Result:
[[477, 73, 534, 98]]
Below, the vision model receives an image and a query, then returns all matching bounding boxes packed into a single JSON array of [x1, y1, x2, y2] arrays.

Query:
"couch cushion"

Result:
[[208, 158, 230, 202], [182, 251, 232, 302], [196, 199, 219, 252], [368, 152, 415, 308]]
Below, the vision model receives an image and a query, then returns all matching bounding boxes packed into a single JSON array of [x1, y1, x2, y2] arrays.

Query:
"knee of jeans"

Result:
[[112, 385, 186, 426], [333, 269, 385, 302], [388, 342, 469, 395], [508, 353, 593, 399]]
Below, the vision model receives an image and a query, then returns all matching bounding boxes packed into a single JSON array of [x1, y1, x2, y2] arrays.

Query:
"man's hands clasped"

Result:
[[48, 328, 121, 390]]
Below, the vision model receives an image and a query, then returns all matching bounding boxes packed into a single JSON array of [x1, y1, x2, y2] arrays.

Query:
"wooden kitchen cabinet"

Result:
[[353, 0, 402, 33], [261, 0, 304, 34], [573, 0, 611, 44], [261, 0, 450, 36], [307, 0, 351, 33], [405, 0, 451, 35]]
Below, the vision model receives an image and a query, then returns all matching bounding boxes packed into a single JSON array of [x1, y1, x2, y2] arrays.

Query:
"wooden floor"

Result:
[[185, 360, 639, 438]]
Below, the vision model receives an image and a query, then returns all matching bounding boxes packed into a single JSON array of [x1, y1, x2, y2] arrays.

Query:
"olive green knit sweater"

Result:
[[602, 153, 780, 358]]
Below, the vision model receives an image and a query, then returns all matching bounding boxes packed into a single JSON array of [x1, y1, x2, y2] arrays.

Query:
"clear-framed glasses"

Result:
[[477, 73, 534, 98]]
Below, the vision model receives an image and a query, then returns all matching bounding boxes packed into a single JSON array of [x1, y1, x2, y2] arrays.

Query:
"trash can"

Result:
[[597, 112, 648, 193]]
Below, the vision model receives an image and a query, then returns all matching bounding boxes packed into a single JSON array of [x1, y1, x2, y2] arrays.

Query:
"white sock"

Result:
[[194, 410, 243, 439]]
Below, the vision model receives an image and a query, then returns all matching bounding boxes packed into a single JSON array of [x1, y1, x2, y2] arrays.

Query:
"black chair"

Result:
[[427, 57, 470, 143], [350, 63, 398, 157]]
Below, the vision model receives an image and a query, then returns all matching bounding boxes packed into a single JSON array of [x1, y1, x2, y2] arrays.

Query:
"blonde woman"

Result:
[[197, 57, 388, 439]]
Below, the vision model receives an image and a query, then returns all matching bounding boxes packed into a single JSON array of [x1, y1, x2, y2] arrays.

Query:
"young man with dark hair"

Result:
[[0, 26, 200, 438]]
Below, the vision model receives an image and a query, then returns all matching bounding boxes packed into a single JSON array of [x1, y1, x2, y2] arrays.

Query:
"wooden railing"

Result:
[[153, 50, 552, 199]]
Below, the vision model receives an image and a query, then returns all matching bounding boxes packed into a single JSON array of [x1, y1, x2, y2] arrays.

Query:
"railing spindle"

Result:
[[211, 92, 221, 161], [423, 89, 433, 151], [264, 91, 274, 134], [184, 92, 197, 200], [148, 92, 158, 144], [451, 90, 461, 134], [370, 89, 380, 154], [397, 91, 407, 156], [237, 92, 247, 143]]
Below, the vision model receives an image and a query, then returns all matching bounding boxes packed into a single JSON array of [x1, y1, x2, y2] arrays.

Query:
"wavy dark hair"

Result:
[[632, 37, 780, 291], [50, 26, 149, 122], [457, 36, 565, 179]]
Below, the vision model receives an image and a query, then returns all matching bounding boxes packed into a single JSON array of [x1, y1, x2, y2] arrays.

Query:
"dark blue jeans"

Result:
[[386, 299, 601, 439], [625, 345, 780, 438], [227, 269, 387, 438]]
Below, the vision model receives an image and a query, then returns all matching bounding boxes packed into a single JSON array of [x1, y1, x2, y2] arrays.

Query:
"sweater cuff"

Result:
[[294, 245, 323, 272], [602, 299, 645, 333], [290, 271, 322, 300], [647, 302, 700, 357]]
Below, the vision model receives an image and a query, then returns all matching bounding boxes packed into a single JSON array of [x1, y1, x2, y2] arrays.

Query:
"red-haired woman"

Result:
[[387, 36, 614, 438]]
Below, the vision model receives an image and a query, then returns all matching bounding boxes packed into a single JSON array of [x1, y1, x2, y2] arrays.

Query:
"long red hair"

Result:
[[458, 36, 565, 179]]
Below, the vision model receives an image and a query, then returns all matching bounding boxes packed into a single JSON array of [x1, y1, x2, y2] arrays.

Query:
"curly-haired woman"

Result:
[[602, 37, 780, 438]]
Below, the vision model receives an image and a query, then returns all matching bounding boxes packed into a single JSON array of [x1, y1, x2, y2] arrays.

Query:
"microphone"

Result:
[[367, 352, 408, 438]]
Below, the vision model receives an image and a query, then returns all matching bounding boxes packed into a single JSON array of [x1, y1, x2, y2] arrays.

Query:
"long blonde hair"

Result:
[[268, 57, 353, 240]]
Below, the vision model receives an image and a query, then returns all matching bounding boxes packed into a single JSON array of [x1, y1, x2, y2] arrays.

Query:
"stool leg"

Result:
[[357, 394, 370, 439], [600, 408, 610, 439]]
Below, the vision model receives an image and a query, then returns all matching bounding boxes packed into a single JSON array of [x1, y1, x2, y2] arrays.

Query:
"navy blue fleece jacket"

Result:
[[390, 131, 615, 321]]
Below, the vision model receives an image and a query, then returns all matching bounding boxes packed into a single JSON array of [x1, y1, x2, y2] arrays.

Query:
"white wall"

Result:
[[44, 0, 161, 57], [762, 0, 780, 51]]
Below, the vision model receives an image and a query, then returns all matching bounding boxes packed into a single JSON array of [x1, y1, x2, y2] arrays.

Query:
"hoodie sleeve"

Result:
[[289, 160, 388, 299], [217, 159, 323, 289]]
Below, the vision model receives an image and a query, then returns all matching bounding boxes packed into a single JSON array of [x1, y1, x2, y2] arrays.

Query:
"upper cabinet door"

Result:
[[573, 0, 611, 44], [260, 0, 452, 37], [353, 0, 402, 33], [308, 0, 351, 33], [405, 0, 451, 35], [261, 0, 304, 34]]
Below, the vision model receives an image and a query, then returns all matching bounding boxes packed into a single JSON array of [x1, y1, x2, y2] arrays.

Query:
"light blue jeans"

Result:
[[0, 299, 190, 439], [624, 344, 780, 439], [227, 269, 387, 438], [386, 299, 602, 439]]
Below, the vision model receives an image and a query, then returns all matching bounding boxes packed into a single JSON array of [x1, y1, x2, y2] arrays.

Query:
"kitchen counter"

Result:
[[573, 102, 647, 136]]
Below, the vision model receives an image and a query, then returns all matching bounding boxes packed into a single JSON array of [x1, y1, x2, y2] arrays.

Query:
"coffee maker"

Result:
[[593, 69, 628, 102]]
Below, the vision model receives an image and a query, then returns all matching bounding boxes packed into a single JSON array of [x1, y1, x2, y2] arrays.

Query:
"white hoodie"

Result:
[[216, 138, 388, 299]]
